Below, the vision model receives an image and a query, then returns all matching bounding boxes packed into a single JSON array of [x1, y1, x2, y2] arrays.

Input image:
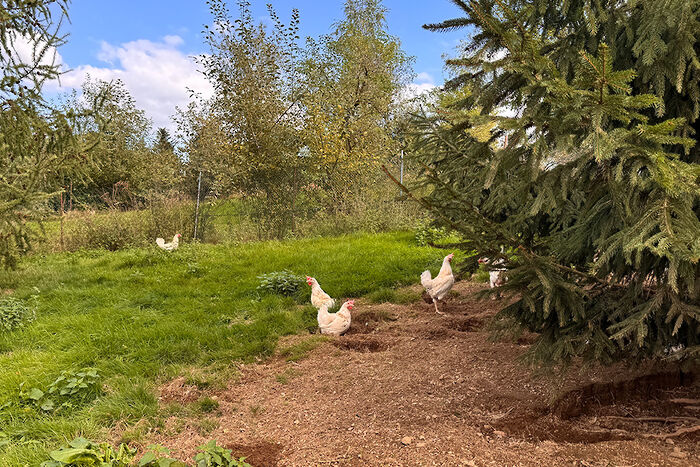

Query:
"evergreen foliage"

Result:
[[406, 0, 700, 365], [0, 1, 101, 268]]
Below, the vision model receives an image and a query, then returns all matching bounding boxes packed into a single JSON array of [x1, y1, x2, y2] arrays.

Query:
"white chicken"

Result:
[[478, 257, 506, 289], [318, 300, 354, 336], [156, 233, 181, 251], [421, 253, 455, 315], [306, 276, 335, 310]]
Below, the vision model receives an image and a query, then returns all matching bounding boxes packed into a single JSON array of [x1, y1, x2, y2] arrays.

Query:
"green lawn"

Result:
[[0, 231, 452, 465]]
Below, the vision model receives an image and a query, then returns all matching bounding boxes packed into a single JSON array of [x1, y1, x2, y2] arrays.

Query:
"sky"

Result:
[[46, 0, 467, 132]]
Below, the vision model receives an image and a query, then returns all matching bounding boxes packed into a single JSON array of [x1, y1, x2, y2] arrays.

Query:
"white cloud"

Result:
[[401, 71, 437, 101], [47, 36, 212, 132]]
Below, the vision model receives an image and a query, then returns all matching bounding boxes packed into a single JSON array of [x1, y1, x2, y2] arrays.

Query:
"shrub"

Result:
[[0, 297, 35, 332], [257, 270, 305, 297], [414, 220, 449, 246]]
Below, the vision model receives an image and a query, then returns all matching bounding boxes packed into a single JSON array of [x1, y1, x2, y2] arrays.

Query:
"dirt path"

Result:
[[148, 282, 700, 466]]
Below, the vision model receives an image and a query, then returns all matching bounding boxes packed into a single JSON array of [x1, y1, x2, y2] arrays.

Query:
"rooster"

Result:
[[421, 253, 455, 315], [156, 233, 181, 251], [306, 276, 335, 310], [318, 300, 354, 336]]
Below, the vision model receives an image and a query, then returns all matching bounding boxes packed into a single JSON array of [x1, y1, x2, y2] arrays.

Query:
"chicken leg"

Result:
[[433, 299, 445, 315]]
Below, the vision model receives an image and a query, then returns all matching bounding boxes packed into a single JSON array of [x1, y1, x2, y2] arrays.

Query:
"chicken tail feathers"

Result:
[[420, 270, 432, 288], [156, 238, 166, 248]]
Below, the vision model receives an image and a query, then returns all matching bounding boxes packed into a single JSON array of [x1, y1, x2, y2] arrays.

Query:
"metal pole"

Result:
[[194, 170, 202, 240], [400, 150, 404, 184]]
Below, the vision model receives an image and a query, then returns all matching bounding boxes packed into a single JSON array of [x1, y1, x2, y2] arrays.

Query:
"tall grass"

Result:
[[0, 231, 452, 465], [35, 185, 424, 253]]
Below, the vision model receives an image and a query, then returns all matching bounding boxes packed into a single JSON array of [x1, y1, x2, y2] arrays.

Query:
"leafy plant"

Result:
[[257, 270, 305, 297], [20, 368, 102, 413], [40, 437, 137, 466], [194, 440, 250, 467], [0, 297, 35, 331], [414, 221, 449, 247], [40, 438, 185, 467]]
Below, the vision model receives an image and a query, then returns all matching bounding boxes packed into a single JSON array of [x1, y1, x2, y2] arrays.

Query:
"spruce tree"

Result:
[[402, 0, 700, 365], [0, 1, 98, 268]]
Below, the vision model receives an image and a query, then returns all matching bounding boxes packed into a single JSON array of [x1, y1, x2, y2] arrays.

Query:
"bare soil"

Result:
[[145, 282, 700, 466]]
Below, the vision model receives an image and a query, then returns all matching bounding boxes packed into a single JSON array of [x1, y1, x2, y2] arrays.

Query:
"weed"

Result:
[[194, 440, 251, 467], [275, 368, 300, 385], [197, 418, 220, 436], [0, 297, 35, 332], [197, 396, 220, 414], [257, 270, 305, 297], [249, 405, 264, 417], [19, 368, 102, 413]]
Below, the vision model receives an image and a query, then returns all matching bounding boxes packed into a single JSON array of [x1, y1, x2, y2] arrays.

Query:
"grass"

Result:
[[278, 335, 329, 362], [0, 231, 455, 465], [366, 287, 421, 304]]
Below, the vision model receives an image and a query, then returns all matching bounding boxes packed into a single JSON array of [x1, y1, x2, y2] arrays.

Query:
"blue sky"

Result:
[[49, 0, 466, 130]]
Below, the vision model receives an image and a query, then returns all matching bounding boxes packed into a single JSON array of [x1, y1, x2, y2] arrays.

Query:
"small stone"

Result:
[[462, 461, 477, 467], [670, 447, 688, 459], [417, 442, 426, 448], [665, 438, 674, 445], [493, 430, 506, 438], [401, 436, 413, 446]]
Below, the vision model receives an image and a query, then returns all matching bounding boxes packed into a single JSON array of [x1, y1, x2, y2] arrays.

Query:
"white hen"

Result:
[[306, 276, 335, 310], [156, 233, 181, 251], [478, 257, 506, 289], [421, 253, 455, 315], [318, 300, 354, 336]]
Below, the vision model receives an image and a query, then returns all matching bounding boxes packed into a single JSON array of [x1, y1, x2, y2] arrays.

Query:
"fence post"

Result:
[[400, 150, 404, 184], [194, 170, 202, 240]]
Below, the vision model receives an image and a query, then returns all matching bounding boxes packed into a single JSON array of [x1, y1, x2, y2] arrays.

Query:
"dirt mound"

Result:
[[227, 441, 283, 467], [552, 371, 698, 419], [346, 309, 395, 335], [447, 316, 483, 332], [158, 376, 201, 405], [332, 335, 390, 352]]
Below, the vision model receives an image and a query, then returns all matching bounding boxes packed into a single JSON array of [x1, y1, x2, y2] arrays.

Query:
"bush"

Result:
[[0, 297, 35, 332], [257, 270, 305, 297], [414, 220, 450, 246]]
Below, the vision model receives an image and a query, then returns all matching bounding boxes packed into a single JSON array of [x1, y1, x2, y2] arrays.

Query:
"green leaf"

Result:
[[49, 447, 100, 463], [139, 452, 156, 466], [28, 387, 44, 401], [40, 399, 55, 411]]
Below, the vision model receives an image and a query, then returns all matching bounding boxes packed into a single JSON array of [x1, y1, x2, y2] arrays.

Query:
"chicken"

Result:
[[318, 300, 354, 336], [478, 257, 506, 289], [421, 253, 454, 315], [156, 233, 181, 251], [478, 256, 506, 299], [306, 276, 335, 310]]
